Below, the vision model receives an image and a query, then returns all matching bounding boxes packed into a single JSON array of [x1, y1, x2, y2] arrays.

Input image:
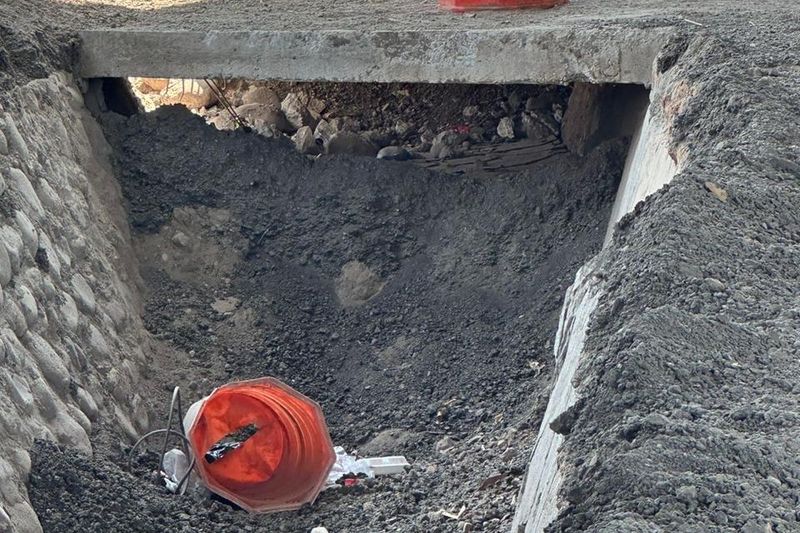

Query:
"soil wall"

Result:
[[0, 72, 150, 533]]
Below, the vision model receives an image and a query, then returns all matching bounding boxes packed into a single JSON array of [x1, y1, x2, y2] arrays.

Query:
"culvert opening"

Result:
[[29, 78, 649, 532]]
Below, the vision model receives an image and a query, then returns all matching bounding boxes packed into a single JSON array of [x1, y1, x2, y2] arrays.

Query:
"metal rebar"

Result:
[[127, 386, 196, 495]]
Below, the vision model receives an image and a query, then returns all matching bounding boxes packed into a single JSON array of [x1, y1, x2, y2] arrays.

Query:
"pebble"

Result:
[[435, 436, 457, 453], [172, 231, 190, 247], [703, 277, 726, 292], [463, 105, 479, 118], [497, 117, 515, 139], [377, 146, 411, 161]]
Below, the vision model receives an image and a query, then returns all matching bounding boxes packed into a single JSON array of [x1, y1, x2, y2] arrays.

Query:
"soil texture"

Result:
[[28, 104, 625, 532]]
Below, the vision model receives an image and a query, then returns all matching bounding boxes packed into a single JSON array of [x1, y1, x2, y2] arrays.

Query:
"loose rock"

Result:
[[497, 117, 515, 139], [377, 146, 411, 161]]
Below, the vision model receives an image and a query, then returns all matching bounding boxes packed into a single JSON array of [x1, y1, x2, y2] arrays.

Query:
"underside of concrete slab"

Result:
[[78, 27, 669, 85]]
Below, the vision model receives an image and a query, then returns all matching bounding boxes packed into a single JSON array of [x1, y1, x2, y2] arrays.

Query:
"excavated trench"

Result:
[[24, 79, 670, 532]]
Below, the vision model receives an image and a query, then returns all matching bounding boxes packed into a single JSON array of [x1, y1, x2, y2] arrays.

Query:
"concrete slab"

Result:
[[78, 26, 669, 84]]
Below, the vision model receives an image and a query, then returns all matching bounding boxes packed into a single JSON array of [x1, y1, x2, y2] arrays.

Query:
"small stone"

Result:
[[463, 105, 480, 118], [741, 521, 772, 533], [310, 528, 329, 533], [59, 293, 80, 331], [643, 413, 670, 428], [326, 132, 378, 157], [394, 120, 414, 138], [704, 181, 728, 202], [6, 373, 34, 414], [241, 86, 280, 108], [766, 475, 782, 489], [430, 130, 467, 159], [16, 287, 37, 327], [703, 277, 725, 292], [235, 103, 291, 133], [676, 485, 697, 504], [70, 274, 96, 314], [377, 146, 411, 161], [14, 211, 38, 255], [521, 112, 551, 139], [208, 113, 235, 131], [5, 297, 27, 336], [172, 231, 190, 247], [70, 235, 87, 260], [307, 97, 327, 116], [500, 447, 516, 462], [292, 126, 321, 155], [28, 333, 70, 395], [75, 386, 99, 421], [497, 117, 515, 139], [314, 119, 338, 146], [211, 297, 240, 314], [281, 92, 317, 131], [435, 436, 457, 453], [0, 128, 7, 155]]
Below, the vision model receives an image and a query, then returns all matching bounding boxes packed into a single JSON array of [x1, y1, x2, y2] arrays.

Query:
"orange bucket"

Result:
[[440, 0, 567, 10], [186, 377, 335, 512]]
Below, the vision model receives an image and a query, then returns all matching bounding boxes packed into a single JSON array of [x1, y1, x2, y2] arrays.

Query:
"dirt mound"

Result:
[[30, 105, 625, 532]]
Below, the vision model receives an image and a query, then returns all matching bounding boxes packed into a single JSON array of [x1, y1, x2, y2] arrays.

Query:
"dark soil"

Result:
[[29, 104, 625, 532], [546, 15, 800, 533]]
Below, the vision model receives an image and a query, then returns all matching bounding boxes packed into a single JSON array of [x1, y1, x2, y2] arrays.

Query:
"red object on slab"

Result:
[[440, 0, 567, 10], [187, 377, 335, 513]]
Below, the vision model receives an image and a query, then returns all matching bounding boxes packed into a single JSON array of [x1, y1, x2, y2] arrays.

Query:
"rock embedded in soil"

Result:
[[497, 117, 515, 139], [334, 260, 385, 306], [235, 103, 291, 133], [376, 145, 411, 161], [325, 131, 378, 156], [241, 86, 280, 108], [430, 130, 467, 159], [292, 126, 321, 155], [281, 92, 317, 131]]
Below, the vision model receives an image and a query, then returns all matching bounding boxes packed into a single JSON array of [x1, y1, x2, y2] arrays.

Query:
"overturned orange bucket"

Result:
[[185, 377, 335, 512]]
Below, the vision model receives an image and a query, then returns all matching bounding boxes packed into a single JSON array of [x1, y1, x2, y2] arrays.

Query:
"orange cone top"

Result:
[[186, 377, 335, 513]]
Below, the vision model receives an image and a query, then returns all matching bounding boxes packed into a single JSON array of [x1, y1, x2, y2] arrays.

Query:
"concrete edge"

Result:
[[78, 27, 672, 85]]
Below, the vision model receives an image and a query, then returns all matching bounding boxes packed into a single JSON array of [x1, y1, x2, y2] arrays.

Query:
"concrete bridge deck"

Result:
[[28, 0, 734, 84]]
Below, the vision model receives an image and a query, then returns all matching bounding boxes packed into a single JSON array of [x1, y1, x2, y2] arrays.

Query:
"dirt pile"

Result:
[[29, 104, 626, 532]]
